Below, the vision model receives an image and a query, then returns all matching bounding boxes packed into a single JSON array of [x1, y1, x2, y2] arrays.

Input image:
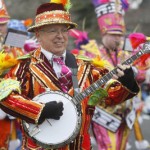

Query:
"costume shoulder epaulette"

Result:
[[76, 55, 92, 62], [17, 52, 32, 60]]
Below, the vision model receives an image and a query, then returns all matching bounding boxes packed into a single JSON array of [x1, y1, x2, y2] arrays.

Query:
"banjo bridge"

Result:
[[29, 126, 41, 137]]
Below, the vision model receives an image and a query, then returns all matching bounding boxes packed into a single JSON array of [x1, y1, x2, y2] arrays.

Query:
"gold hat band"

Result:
[[35, 10, 71, 24]]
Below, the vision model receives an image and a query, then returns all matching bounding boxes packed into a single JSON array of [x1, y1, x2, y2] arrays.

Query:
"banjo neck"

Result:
[[73, 42, 150, 104]]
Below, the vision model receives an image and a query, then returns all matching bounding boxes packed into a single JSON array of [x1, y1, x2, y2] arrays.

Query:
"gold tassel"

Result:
[[10, 120, 17, 140], [133, 115, 143, 141]]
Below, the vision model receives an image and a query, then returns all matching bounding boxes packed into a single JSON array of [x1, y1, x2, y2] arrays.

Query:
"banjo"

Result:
[[23, 42, 150, 149]]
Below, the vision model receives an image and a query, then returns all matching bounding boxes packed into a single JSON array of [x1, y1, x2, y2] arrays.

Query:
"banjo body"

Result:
[[23, 90, 82, 149]]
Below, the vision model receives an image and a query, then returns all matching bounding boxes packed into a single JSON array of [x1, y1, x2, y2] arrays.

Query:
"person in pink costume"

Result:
[[69, 0, 149, 149], [90, 0, 150, 149]]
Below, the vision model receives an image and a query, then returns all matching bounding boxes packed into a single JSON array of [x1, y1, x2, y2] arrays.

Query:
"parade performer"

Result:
[[0, 1, 33, 149], [0, 1, 21, 149], [129, 36, 150, 149], [133, 60, 150, 149], [88, 0, 149, 149], [0, 0, 139, 149]]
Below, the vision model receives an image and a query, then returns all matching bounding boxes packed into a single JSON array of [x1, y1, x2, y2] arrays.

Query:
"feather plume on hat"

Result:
[[50, 0, 72, 11]]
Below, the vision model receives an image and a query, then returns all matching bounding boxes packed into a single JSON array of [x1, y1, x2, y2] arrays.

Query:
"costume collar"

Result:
[[41, 47, 66, 64]]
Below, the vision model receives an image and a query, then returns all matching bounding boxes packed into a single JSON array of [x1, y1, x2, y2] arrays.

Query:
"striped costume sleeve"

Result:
[[0, 60, 44, 124]]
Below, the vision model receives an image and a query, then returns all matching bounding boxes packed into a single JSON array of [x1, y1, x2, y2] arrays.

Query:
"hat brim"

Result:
[[0, 17, 10, 24], [107, 31, 125, 35], [28, 21, 77, 32]]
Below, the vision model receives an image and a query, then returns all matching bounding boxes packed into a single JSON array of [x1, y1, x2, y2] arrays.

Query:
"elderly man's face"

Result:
[[36, 24, 69, 56]]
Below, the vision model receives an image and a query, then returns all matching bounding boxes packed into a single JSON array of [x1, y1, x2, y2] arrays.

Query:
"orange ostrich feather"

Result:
[[23, 18, 33, 27], [0, 51, 18, 75]]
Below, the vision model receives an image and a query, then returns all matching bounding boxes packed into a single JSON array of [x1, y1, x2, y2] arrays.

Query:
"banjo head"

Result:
[[23, 90, 82, 149]]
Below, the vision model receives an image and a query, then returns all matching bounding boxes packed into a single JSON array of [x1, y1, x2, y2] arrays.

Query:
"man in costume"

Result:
[[0, 1, 139, 149], [89, 0, 149, 149]]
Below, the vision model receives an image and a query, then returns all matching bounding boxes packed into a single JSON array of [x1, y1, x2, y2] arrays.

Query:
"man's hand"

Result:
[[113, 64, 137, 91], [113, 64, 132, 79], [38, 101, 64, 124]]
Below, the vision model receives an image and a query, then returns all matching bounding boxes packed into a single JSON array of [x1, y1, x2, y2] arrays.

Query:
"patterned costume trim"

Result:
[[30, 49, 62, 91], [2, 94, 43, 123], [77, 60, 91, 91], [104, 78, 139, 105], [0, 79, 21, 101]]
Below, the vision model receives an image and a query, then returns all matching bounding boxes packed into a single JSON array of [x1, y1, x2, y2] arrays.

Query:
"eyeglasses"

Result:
[[40, 28, 69, 36]]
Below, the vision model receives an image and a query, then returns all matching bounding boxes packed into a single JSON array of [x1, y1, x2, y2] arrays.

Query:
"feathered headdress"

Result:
[[69, 29, 89, 50], [120, 0, 129, 11]]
